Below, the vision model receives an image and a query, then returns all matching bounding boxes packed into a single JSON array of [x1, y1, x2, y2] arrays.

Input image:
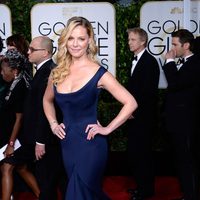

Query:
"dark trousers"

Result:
[[169, 130, 199, 200], [127, 119, 155, 197], [36, 145, 67, 200]]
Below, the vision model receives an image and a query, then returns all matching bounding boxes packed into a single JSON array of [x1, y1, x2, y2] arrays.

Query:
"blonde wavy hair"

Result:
[[52, 16, 99, 84]]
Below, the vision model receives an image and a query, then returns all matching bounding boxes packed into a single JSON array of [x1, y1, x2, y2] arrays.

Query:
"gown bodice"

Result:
[[54, 66, 106, 128]]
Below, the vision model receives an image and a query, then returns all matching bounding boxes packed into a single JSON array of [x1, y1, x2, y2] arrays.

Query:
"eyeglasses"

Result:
[[28, 47, 46, 53]]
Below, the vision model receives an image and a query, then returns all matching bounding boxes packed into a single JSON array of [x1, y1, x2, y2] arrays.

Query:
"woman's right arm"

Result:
[[43, 77, 57, 125], [43, 77, 65, 139]]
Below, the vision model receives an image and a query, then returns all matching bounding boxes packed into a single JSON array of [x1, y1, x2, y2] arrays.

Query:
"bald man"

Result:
[[11, 36, 67, 200]]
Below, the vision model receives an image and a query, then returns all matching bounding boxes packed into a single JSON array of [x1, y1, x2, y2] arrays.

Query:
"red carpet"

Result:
[[103, 176, 182, 200], [12, 176, 182, 200]]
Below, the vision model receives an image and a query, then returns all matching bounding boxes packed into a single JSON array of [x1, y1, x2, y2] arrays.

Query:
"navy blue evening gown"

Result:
[[54, 66, 111, 200]]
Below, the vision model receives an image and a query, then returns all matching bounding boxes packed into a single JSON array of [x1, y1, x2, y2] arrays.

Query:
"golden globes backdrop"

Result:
[[0, 4, 12, 53], [140, 1, 200, 88], [2, 1, 199, 83], [31, 2, 116, 76]]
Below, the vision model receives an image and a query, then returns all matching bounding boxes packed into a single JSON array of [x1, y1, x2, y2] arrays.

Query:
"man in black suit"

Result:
[[14, 36, 66, 200], [162, 29, 200, 200], [126, 27, 160, 200]]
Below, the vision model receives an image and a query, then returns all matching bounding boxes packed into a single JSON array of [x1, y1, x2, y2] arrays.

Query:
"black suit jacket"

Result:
[[128, 50, 160, 123], [21, 59, 60, 145], [162, 54, 200, 134]]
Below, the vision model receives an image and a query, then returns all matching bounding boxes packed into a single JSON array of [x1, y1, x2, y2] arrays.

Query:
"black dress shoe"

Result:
[[127, 188, 138, 195], [130, 195, 144, 200], [127, 188, 154, 199], [127, 189, 144, 200], [171, 197, 184, 200]]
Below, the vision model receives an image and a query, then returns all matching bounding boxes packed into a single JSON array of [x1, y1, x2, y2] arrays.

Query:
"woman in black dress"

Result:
[[0, 36, 6, 112], [6, 34, 33, 79], [0, 49, 40, 200]]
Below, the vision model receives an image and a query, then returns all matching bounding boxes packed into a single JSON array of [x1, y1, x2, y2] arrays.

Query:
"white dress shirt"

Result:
[[131, 49, 145, 75]]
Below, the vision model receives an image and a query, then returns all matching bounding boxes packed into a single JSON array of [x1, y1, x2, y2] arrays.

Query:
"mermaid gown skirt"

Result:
[[55, 67, 111, 200]]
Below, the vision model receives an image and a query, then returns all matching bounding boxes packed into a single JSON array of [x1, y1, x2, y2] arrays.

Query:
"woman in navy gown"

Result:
[[43, 16, 138, 200]]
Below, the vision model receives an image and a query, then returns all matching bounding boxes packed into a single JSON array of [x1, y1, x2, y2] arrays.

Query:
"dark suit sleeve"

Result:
[[162, 59, 200, 91], [162, 61, 179, 89], [133, 53, 160, 107], [141, 57, 160, 96], [34, 69, 52, 144]]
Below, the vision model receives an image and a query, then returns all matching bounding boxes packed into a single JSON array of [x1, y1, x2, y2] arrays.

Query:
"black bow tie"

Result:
[[177, 58, 185, 65], [132, 56, 137, 61]]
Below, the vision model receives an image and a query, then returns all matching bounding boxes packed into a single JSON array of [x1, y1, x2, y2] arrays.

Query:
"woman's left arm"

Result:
[[86, 71, 137, 140], [4, 113, 22, 156]]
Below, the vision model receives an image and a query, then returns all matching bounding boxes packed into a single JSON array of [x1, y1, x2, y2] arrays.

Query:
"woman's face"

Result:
[[67, 25, 90, 59], [7, 45, 17, 51], [1, 61, 15, 82]]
